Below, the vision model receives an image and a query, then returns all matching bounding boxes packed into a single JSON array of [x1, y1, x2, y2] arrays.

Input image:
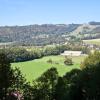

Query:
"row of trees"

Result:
[[0, 44, 89, 62], [0, 51, 100, 99]]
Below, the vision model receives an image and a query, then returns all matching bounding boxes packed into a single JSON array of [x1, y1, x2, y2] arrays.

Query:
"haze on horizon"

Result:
[[0, 0, 100, 26]]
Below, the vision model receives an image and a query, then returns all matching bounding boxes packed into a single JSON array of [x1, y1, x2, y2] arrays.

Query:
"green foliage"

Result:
[[47, 59, 53, 64], [81, 51, 100, 69], [83, 38, 100, 46], [1, 47, 43, 62], [0, 43, 89, 63], [1, 50, 100, 100], [34, 67, 58, 100], [54, 51, 100, 100], [12, 55, 84, 82], [62, 69, 81, 100], [0, 53, 14, 99], [54, 77, 68, 100], [43, 46, 60, 56], [7, 68, 26, 100], [64, 56, 73, 65], [11, 67, 26, 90], [66, 62, 100, 100], [0, 52, 27, 100]]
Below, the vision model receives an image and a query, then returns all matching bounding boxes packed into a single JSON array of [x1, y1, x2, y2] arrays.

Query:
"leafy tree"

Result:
[[35, 67, 58, 100], [43, 47, 60, 56], [47, 59, 53, 64], [11, 67, 26, 91], [23, 82, 34, 100], [0, 53, 14, 100], [64, 56, 73, 65], [81, 51, 100, 69], [66, 63, 100, 100], [63, 69, 82, 100], [0, 52, 27, 100], [61, 51, 100, 100], [54, 77, 68, 100]]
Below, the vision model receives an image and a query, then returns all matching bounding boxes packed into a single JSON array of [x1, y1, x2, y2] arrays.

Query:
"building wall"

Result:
[[61, 51, 82, 56]]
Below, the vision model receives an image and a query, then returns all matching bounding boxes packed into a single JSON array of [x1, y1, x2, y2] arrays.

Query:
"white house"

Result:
[[61, 51, 82, 56]]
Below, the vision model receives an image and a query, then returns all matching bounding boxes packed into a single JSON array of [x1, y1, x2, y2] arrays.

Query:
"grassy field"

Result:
[[83, 39, 100, 45], [12, 55, 86, 83]]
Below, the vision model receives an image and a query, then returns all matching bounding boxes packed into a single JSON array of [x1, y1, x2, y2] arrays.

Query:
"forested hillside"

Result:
[[0, 22, 100, 45]]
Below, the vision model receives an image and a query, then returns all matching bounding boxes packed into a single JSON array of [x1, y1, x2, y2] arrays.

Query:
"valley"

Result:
[[1, 0, 100, 99]]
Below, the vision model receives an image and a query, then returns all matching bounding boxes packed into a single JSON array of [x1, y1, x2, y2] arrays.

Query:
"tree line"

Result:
[[0, 44, 89, 62]]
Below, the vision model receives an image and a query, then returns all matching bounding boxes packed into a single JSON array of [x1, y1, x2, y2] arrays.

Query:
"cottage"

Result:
[[61, 51, 82, 56]]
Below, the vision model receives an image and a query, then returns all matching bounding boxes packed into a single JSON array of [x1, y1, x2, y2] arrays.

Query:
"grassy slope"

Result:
[[83, 39, 100, 45], [12, 55, 85, 83]]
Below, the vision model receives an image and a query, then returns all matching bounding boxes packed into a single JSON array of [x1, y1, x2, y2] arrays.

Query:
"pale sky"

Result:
[[0, 0, 100, 26]]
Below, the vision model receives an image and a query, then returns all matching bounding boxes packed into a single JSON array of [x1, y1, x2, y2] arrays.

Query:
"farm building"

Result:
[[61, 51, 82, 56]]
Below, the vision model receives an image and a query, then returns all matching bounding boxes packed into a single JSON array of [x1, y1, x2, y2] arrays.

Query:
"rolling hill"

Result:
[[0, 21, 100, 45]]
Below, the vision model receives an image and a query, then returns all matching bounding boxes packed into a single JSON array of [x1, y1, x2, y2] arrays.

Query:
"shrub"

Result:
[[47, 59, 53, 64], [64, 56, 73, 65]]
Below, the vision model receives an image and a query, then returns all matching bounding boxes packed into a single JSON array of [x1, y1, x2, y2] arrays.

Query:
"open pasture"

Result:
[[83, 38, 100, 45], [12, 55, 85, 83]]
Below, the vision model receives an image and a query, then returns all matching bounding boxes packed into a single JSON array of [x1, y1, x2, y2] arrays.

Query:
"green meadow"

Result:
[[12, 55, 85, 83], [83, 38, 100, 45]]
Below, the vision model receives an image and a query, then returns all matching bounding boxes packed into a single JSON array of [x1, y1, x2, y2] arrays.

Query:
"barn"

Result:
[[61, 51, 82, 56]]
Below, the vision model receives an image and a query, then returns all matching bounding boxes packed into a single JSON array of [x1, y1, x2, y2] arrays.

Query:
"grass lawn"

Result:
[[12, 55, 86, 83], [83, 39, 100, 45]]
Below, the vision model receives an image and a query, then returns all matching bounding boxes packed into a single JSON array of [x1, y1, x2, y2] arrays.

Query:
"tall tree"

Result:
[[0, 53, 14, 100], [35, 67, 58, 100]]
